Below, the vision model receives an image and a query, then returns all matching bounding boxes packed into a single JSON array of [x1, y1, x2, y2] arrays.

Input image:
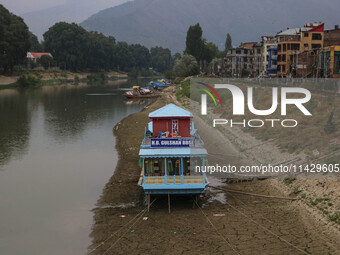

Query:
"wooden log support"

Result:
[[168, 193, 171, 213], [147, 193, 150, 212]]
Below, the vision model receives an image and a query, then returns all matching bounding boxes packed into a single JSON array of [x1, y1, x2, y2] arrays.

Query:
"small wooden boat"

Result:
[[124, 86, 160, 99]]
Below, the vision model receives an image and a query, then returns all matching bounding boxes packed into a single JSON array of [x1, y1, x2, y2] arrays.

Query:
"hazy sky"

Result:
[[0, 0, 129, 14]]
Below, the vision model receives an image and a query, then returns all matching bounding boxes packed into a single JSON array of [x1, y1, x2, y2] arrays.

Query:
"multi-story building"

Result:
[[324, 25, 340, 47], [225, 42, 262, 77], [261, 36, 277, 75], [317, 26, 340, 78], [267, 46, 278, 76], [276, 22, 324, 77]]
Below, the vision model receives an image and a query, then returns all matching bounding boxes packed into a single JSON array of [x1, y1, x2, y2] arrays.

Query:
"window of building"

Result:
[[291, 44, 300, 51], [282, 65, 286, 72], [244, 49, 248, 54], [257, 49, 261, 54], [277, 65, 281, 72], [304, 33, 309, 37], [278, 44, 281, 51], [282, 55, 286, 61], [287, 44, 291, 50], [304, 44, 308, 48], [244, 57, 248, 62], [236, 49, 241, 54], [277, 55, 281, 61], [312, 33, 322, 40], [312, 44, 321, 49], [244, 64, 247, 69]]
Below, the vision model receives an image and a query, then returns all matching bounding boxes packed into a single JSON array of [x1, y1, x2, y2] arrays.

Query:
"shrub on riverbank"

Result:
[[176, 79, 190, 101], [87, 73, 108, 82], [17, 75, 41, 88]]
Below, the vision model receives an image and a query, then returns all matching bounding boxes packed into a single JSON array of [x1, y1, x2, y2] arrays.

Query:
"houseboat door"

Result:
[[172, 119, 178, 134]]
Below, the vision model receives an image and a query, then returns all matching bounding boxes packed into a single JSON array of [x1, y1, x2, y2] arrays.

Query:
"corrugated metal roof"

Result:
[[139, 147, 207, 157], [277, 27, 311, 36], [149, 104, 193, 118]]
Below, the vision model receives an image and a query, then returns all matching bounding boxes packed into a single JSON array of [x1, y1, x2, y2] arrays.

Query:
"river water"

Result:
[[0, 79, 150, 255]]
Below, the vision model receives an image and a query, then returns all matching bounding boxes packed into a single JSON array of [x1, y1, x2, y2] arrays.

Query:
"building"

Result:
[[26, 52, 53, 62], [276, 23, 324, 77], [321, 45, 340, 78], [267, 46, 278, 76], [225, 42, 262, 77], [138, 104, 208, 210], [261, 36, 277, 76], [324, 25, 340, 46]]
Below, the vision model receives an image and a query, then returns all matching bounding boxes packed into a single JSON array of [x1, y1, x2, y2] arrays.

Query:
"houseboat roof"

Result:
[[139, 147, 207, 157], [149, 104, 193, 118]]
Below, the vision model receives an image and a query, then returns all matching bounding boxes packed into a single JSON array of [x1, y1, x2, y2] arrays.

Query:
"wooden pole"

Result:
[[147, 193, 150, 212], [168, 193, 171, 213]]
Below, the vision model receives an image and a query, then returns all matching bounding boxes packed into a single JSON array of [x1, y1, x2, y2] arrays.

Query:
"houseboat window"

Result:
[[153, 158, 164, 176], [144, 158, 164, 176], [144, 159, 154, 176], [167, 158, 181, 175], [190, 157, 204, 176], [183, 158, 191, 176]]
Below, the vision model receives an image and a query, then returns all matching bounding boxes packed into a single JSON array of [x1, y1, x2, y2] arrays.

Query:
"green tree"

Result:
[[225, 33, 232, 53], [39, 55, 53, 70], [150, 46, 172, 73], [184, 23, 203, 61], [43, 22, 89, 71], [129, 44, 150, 69], [28, 31, 42, 52], [114, 41, 133, 71], [202, 41, 219, 64], [173, 54, 199, 77], [0, 4, 30, 73]]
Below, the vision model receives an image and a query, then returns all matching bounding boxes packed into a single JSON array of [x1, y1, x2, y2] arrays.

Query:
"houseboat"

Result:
[[138, 104, 208, 211]]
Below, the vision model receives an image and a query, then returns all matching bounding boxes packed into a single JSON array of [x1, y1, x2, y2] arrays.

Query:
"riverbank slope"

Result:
[[88, 88, 339, 255]]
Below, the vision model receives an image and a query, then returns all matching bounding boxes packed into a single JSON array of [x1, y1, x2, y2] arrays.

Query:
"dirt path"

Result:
[[88, 90, 340, 255]]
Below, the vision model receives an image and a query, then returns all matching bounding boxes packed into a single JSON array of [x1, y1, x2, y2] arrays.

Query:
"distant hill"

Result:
[[21, 0, 128, 40], [80, 0, 340, 53]]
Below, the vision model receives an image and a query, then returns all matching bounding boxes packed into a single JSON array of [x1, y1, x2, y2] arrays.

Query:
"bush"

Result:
[[87, 73, 108, 81], [165, 70, 175, 80], [17, 74, 41, 88], [173, 55, 199, 77]]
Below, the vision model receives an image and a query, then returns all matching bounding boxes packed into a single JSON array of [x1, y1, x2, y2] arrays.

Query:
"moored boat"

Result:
[[137, 104, 209, 211], [124, 86, 160, 98]]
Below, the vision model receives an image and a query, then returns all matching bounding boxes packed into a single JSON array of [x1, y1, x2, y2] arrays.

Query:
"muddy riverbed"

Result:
[[88, 94, 340, 255]]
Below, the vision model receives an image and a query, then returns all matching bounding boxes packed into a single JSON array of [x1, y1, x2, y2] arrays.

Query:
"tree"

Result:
[[150, 46, 172, 73], [29, 31, 42, 52], [43, 22, 89, 71], [39, 55, 53, 70], [114, 41, 133, 71], [202, 41, 219, 64], [0, 4, 30, 73], [173, 54, 199, 77], [129, 44, 150, 69], [184, 23, 203, 61], [225, 33, 232, 53]]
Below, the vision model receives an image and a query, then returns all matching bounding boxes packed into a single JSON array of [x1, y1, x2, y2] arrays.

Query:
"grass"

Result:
[[189, 77, 340, 157]]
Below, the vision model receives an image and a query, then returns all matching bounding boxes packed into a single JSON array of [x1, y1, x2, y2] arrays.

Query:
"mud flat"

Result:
[[88, 91, 340, 255]]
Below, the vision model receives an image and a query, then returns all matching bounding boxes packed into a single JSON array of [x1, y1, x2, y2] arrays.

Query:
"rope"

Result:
[[224, 200, 310, 255], [100, 198, 157, 255], [209, 186, 297, 200], [87, 207, 146, 254], [193, 199, 241, 255]]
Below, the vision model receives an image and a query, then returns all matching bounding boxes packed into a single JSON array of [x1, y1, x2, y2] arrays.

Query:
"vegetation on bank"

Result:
[[175, 78, 340, 160], [0, 4, 176, 76]]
